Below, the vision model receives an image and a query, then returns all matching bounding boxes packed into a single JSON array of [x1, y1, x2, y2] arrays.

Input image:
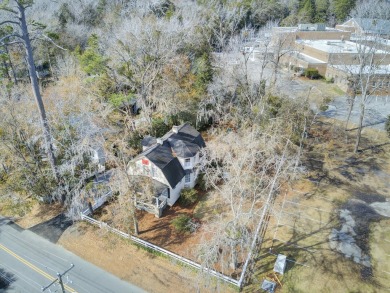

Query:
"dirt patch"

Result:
[[58, 222, 235, 293], [245, 117, 390, 292], [92, 190, 230, 264]]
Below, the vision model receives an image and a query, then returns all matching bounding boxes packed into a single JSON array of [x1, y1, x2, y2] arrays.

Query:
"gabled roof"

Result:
[[132, 123, 204, 188], [139, 143, 185, 188], [162, 123, 206, 149], [168, 138, 199, 157]]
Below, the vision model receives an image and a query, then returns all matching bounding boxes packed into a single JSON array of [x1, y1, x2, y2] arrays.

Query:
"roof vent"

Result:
[[172, 125, 180, 134], [157, 138, 163, 145]]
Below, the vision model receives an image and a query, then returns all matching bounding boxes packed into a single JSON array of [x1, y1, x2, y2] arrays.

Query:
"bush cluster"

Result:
[[171, 214, 191, 233], [179, 188, 198, 206]]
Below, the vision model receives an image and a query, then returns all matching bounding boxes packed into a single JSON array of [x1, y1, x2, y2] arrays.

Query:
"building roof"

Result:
[[133, 123, 204, 188], [141, 135, 157, 148], [141, 143, 185, 188], [168, 138, 200, 157], [162, 123, 206, 148], [298, 39, 387, 54], [289, 51, 326, 64]]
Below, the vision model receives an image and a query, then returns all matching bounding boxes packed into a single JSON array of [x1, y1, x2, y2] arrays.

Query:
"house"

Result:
[[128, 123, 205, 217]]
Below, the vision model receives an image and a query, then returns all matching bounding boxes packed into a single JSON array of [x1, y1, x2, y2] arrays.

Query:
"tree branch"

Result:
[[40, 34, 67, 51], [0, 20, 20, 26], [4, 40, 24, 45], [0, 33, 23, 44], [0, 6, 18, 14]]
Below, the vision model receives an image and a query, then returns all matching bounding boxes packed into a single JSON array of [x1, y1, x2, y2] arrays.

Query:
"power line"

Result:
[[41, 264, 74, 293]]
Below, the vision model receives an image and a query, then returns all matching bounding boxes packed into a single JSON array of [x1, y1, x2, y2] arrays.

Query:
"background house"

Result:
[[128, 123, 205, 217]]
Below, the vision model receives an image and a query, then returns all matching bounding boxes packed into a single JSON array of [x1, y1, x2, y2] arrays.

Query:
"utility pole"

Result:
[[41, 264, 75, 293]]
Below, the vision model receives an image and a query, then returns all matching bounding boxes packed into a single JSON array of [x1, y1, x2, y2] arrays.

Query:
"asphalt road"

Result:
[[0, 217, 146, 293]]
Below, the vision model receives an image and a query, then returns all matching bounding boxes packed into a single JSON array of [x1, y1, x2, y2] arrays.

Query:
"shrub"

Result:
[[171, 214, 191, 233], [267, 95, 282, 117], [151, 118, 172, 137], [386, 115, 390, 137], [303, 68, 322, 79], [326, 77, 334, 83], [195, 173, 207, 191], [179, 188, 198, 206]]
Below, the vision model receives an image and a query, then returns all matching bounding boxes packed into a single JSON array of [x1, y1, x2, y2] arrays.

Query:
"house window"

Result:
[[185, 173, 191, 183], [184, 158, 191, 168]]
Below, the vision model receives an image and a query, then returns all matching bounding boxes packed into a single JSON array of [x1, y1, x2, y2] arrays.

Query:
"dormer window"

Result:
[[185, 158, 191, 167]]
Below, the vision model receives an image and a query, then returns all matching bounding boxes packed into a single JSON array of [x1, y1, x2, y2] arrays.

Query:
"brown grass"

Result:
[[245, 117, 390, 293]]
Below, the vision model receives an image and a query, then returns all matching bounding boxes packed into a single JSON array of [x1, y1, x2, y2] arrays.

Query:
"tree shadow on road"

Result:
[[0, 268, 16, 290]]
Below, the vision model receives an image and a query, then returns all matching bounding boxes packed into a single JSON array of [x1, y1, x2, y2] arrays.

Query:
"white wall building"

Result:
[[128, 123, 205, 215]]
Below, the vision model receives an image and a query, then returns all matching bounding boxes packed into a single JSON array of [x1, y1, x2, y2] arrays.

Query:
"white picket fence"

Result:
[[82, 191, 112, 216], [78, 184, 271, 289], [80, 213, 241, 287]]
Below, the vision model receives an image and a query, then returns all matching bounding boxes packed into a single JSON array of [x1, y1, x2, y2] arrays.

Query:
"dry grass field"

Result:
[[246, 118, 390, 293]]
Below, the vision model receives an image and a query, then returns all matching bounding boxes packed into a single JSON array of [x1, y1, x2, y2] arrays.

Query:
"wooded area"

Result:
[[1, 0, 389, 291]]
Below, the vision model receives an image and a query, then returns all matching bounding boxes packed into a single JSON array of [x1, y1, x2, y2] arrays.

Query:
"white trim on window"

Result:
[[184, 158, 191, 168]]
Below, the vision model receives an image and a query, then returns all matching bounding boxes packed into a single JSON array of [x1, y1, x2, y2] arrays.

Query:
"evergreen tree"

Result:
[[300, 0, 316, 23], [314, 0, 330, 22], [334, 0, 356, 21]]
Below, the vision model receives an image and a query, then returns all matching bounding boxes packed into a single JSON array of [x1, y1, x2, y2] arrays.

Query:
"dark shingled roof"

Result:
[[141, 135, 157, 148], [168, 137, 199, 157], [162, 123, 206, 148], [134, 123, 204, 188], [142, 143, 185, 188]]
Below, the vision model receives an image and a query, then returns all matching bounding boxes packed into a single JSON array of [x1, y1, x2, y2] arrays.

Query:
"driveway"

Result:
[[322, 95, 390, 130]]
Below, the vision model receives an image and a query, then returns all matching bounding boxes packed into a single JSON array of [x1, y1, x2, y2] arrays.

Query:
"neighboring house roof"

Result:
[[344, 18, 390, 35]]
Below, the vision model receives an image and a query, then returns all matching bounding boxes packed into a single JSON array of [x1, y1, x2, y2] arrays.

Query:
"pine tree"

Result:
[[334, 0, 356, 21]]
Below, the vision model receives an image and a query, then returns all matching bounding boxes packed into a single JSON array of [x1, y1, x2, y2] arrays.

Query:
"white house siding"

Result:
[[178, 156, 193, 170], [130, 158, 170, 186], [167, 178, 185, 206], [177, 153, 202, 188], [129, 157, 185, 206]]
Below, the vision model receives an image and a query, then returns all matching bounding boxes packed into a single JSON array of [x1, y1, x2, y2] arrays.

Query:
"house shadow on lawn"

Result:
[[136, 198, 205, 258]]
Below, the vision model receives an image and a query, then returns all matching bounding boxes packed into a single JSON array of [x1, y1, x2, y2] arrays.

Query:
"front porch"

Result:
[[135, 179, 169, 218]]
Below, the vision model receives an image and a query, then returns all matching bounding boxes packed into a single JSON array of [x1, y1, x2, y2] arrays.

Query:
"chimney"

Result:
[[157, 138, 163, 145], [172, 125, 180, 133]]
